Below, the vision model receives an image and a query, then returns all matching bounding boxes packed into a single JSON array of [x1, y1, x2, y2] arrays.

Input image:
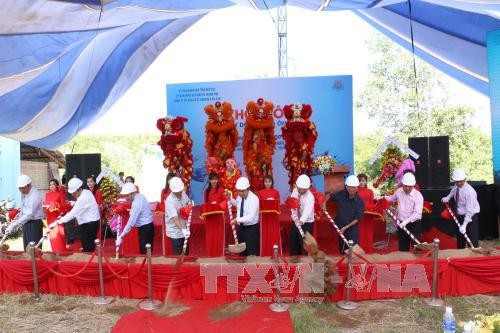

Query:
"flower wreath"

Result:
[[204, 101, 239, 171], [373, 144, 405, 189], [242, 98, 276, 191], [281, 103, 318, 190], [156, 116, 194, 189]]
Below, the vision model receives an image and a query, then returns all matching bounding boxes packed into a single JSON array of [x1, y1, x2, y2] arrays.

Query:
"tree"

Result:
[[355, 33, 492, 183]]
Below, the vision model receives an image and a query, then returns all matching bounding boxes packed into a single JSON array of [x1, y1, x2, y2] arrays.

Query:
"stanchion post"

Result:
[[29, 241, 42, 302], [93, 239, 114, 305], [269, 244, 289, 312], [336, 240, 358, 310], [425, 238, 444, 307], [139, 243, 162, 310]]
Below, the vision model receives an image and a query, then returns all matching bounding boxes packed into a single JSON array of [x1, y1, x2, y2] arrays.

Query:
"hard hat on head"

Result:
[[68, 178, 83, 194], [17, 175, 32, 188], [169, 177, 184, 193], [402, 173, 416, 186], [235, 177, 250, 190], [120, 183, 137, 195], [345, 175, 360, 187], [296, 174, 311, 189], [452, 169, 467, 181]]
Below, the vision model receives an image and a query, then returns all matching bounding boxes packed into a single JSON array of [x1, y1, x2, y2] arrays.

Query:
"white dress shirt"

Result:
[[291, 188, 315, 224], [230, 190, 260, 226], [121, 193, 153, 237], [165, 191, 190, 239], [444, 182, 480, 223], [11, 185, 44, 229], [59, 189, 100, 225]]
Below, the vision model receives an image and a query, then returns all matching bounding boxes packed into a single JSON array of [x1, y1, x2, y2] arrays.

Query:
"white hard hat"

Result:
[[235, 177, 250, 190], [345, 175, 360, 187], [452, 168, 467, 181], [296, 174, 311, 189], [169, 177, 184, 193], [120, 183, 137, 195], [67, 178, 83, 194], [402, 173, 416, 186], [17, 174, 32, 188]]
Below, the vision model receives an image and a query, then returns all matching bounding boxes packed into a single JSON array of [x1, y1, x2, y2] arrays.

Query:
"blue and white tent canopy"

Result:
[[1, 0, 499, 148]]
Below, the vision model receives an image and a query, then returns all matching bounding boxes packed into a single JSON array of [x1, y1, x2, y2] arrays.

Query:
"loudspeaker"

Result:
[[409, 136, 450, 189], [65, 154, 101, 184]]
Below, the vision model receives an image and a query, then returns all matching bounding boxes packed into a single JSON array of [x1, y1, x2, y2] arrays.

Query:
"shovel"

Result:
[[385, 209, 434, 251], [444, 204, 493, 255], [174, 200, 194, 269], [226, 200, 246, 254], [323, 210, 365, 255], [289, 208, 318, 256]]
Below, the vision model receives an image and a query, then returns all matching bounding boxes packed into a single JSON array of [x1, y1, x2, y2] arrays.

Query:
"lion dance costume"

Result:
[[204, 101, 239, 171], [243, 98, 276, 191], [281, 103, 318, 190], [156, 116, 193, 190]]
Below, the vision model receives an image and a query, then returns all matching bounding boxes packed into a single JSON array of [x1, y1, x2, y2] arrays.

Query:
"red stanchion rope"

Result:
[[103, 254, 147, 280], [37, 252, 97, 278]]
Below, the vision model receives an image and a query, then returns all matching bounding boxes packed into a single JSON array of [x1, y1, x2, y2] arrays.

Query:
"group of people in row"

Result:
[[4, 166, 480, 255]]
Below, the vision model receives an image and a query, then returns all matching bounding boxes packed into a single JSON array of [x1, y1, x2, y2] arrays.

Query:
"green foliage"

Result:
[[59, 134, 158, 181], [355, 33, 493, 183]]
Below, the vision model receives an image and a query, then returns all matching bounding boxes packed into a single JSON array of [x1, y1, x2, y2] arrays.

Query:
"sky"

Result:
[[82, 5, 491, 137]]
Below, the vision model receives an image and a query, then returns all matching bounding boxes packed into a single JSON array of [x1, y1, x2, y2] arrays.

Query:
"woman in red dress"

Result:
[[357, 173, 376, 253], [202, 172, 226, 256], [258, 176, 281, 256], [160, 172, 175, 205], [44, 179, 66, 253], [87, 175, 103, 238]]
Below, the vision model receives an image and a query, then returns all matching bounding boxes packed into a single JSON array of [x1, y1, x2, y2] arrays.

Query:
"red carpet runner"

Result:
[[111, 300, 293, 333]]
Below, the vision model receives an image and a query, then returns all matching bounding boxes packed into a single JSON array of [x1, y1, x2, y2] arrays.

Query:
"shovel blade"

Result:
[[414, 242, 434, 251], [229, 242, 246, 254], [0, 244, 9, 251], [303, 232, 318, 256], [343, 244, 366, 255]]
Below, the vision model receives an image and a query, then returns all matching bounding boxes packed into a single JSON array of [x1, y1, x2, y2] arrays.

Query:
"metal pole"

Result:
[[425, 238, 444, 307], [337, 240, 358, 310], [139, 243, 161, 310], [29, 241, 41, 301], [269, 244, 289, 312], [93, 239, 114, 305]]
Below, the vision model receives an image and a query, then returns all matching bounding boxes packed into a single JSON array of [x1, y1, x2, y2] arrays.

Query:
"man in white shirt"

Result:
[[230, 177, 260, 256], [289, 174, 315, 255], [116, 183, 154, 254], [165, 177, 191, 255], [5, 175, 44, 249], [51, 178, 100, 252], [441, 168, 480, 248]]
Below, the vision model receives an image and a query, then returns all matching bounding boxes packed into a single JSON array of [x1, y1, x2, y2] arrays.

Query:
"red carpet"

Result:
[[111, 300, 293, 333]]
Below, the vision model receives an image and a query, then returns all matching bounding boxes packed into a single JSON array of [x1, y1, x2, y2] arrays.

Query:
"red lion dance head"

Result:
[[243, 98, 276, 191], [156, 116, 193, 191], [204, 101, 239, 171], [281, 103, 318, 190]]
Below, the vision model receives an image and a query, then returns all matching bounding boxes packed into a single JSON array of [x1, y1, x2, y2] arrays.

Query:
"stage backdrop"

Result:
[[0, 136, 21, 205], [488, 30, 500, 184], [166, 76, 353, 203]]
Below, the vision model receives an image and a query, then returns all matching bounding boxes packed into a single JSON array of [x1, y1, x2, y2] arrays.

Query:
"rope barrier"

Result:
[[103, 255, 147, 280], [37, 252, 97, 278]]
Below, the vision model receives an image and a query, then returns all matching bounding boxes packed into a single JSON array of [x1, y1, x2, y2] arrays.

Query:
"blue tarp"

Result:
[[0, 0, 498, 148]]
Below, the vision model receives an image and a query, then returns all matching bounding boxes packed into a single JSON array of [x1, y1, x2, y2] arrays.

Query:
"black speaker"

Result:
[[65, 154, 101, 184], [409, 136, 450, 189]]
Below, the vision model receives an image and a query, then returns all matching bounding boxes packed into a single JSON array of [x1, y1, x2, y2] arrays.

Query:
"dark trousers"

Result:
[[338, 225, 360, 253], [22, 219, 43, 249], [398, 221, 421, 251], [456, 214, 479, 248], [64, 219, 80, 244], [170, 237, 188, 255], [289, 222, 314, 256], [79, 221, 100, 252], [138, 223, 154, 254], [236, 223, 260, 256]]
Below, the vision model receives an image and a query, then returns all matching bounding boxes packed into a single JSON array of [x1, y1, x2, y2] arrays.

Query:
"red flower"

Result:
[[180, 205, 192, 220], [285, 196, 300, 209]]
